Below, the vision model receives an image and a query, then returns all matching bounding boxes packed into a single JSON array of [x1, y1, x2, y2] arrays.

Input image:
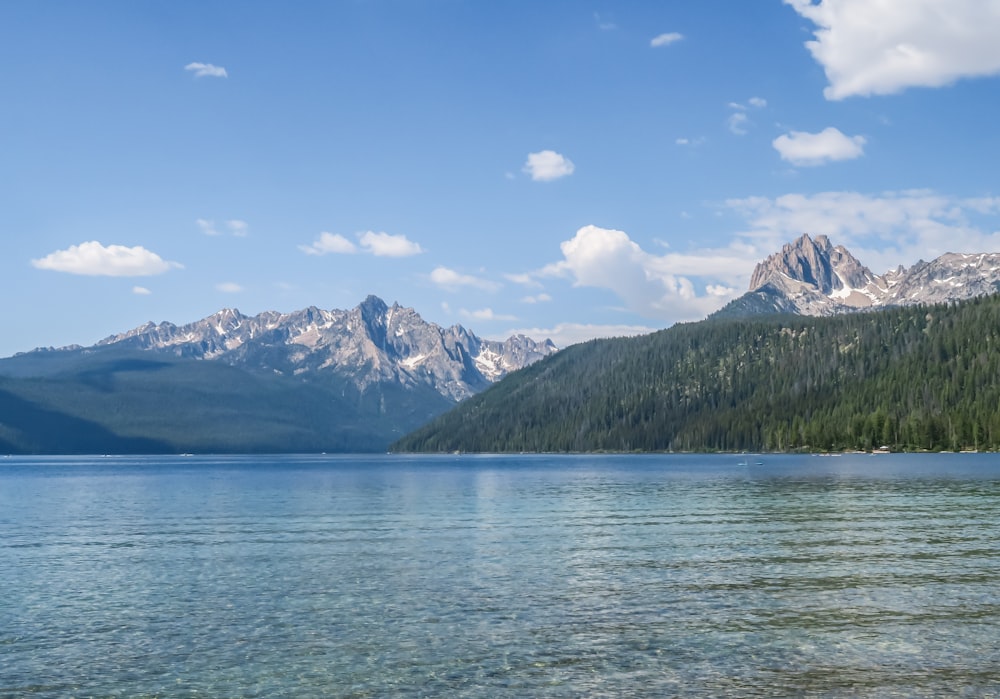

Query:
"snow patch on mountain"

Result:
[[722, 234, 1000, 318], [92, 295, 558, 402]]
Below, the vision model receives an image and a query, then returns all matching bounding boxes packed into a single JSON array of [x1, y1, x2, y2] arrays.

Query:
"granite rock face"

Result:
[[94, 295, 558, 402], [719, 234, 1000, 317]]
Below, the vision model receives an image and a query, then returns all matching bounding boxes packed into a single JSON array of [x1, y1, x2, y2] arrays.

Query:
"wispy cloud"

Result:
[[460, 307, 517, 322], [226, 220, 248, 237], [216, 282, 244, 293], [31, 241, 182, 277], [727, 112, 749, 135], [523, 150, 575, 181], [185, 62, 228, 78], [505, 272, 543, 288], [727, 96, 766, 135], [430, 266, 501, 292], [651, 32, 684, 47], [675, 136, 706, 147], [196, 218, 219, 236], [132, 286, 152, 295], [197, 218, 247, 236], [594, 12, 617, 30], [772, 127, 866, 166]]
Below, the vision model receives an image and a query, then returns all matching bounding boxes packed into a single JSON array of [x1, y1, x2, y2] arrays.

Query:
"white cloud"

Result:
[[185, 62, 228, 78], [784, 0, 1000, 99], [727, 189, 1000, 274], [727, 96, 766, 135], [523, 150, 575, 181], [299, 232, 357, 255], [594, 12, 617, 30], [31, 241, 182, 277], [501, 322, 658, 348], [728, 112, 749, 135], [132, 286, 152, 295], [676, 136, 706, 147], [216, 282, 244, 293], [430, 266, 501, 292], [773, 127, 866, 166], [460, 308, 517, 322], [540, 225, 745, 321], [197, 218, 220, 236], [197, 218, 248, 236], [504, 272, 543, 288], [299, 230, 423, 257], [521, 293, 552, 304], [227, 220, 248, 237], [651, 32, 684, 47], [358, 231, 423, 257]]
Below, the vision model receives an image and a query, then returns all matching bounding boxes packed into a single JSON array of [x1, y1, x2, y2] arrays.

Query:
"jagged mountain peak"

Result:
[[87, 296, 557, 402], [717, 235, 1000, 319], [749, 233, 874, 296]]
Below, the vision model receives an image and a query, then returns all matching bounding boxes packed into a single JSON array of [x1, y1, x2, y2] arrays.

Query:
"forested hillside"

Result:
[[393, 296, 1000, 453], [0, 349, 451, 454]]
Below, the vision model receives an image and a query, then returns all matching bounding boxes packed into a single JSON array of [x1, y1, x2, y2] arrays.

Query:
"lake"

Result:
[[3, 453, 1000, 697]]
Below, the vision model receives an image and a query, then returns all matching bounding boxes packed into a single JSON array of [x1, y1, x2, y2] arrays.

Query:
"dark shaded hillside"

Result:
[[393, 296, 1000, 453], [0, 349, 452, 453]]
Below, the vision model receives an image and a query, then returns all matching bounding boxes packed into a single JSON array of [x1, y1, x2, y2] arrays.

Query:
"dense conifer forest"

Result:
[[393, 295, 1000, 453]]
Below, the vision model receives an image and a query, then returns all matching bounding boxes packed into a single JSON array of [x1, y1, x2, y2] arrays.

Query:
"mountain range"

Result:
[[0, 296, 555, 453], [87, 294, 556, 402], [5, 234, 1000, 454], [716, 234, 1000, 317]]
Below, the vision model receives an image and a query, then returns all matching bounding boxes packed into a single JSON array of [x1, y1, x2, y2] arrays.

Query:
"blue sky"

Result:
[[4, 0, 1000, 356]]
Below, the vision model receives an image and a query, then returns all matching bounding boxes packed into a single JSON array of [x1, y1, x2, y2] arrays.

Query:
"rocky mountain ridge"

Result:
[[88, 295, 556, 402], [719, 234, 1000, 317]]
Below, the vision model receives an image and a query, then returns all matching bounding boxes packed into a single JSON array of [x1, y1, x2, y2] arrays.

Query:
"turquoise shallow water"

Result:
[[3, 453, 1000, 697]]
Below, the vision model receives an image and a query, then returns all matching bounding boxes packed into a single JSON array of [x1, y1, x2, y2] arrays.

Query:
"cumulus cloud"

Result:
[[216, 282, 244, 293], [521, 293, 552, 304], [651, 32, 684, 47], [784, 0, 1000, 99], [539, 225, 745, 321], [132, 286, 152, 295], [430, 266, 501, 292], [358, 230, 424, 257], [727, 189, 1000, 273], [772, 127, 866, 166], [299, 231, 423, 257], [523, 150, 575, 181], [31, 241, 182, 277], [299, 232, 357, 255], [185, 62, 228, 78]]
